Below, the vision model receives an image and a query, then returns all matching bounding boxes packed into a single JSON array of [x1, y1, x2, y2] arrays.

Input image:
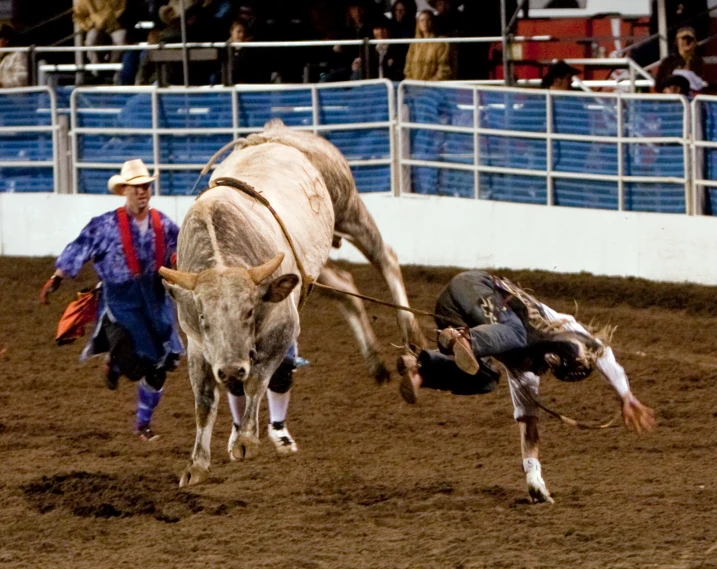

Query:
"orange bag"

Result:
[[56, 287, 99, 346]]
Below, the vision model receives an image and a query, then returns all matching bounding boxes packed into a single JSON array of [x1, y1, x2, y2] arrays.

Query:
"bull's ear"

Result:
[[249, 253, 285, 284], [159, 267, 198, 290], [262, 274, 300, 303], [162, 280, 193, 304]]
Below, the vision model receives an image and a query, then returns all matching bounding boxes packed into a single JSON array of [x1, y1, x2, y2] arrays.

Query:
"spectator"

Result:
[[660, 73, 690, 96], [351, 17, 404, 81], [226, 19, 271, 84], [0, 25, 27, 88], [403, 9, 454, 81], [390, 0, 417, 40], [305, 1, 353, 83], [655, 27, 705, 93], [428, 0, 461, 37], [73, 0, 128, 66], [346, 2, 372, 40], [540, 60, 580, 90], [192, 0, 234, 42]]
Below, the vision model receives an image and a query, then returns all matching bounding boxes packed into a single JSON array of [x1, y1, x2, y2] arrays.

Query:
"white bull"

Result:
[[160, 142, 334, 487]]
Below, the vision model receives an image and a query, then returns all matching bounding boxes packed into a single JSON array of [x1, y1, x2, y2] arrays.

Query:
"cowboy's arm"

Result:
[[541, 303, 654, 432]]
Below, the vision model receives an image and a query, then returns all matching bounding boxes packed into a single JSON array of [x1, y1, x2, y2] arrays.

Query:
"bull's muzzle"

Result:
[[217, 363, 250, 395]]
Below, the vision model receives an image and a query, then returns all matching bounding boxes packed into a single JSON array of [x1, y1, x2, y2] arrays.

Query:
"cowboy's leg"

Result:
[[84, 28, 100, 65], [507, 369, 552, 504], [418, 349, 499, 395], [467, 310, 528, 359]]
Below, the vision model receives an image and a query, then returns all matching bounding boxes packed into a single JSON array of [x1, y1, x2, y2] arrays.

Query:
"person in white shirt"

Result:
[[397, 270, 655, 504]]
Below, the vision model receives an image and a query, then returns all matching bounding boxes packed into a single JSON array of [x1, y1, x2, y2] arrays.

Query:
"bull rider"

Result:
[[397, 270, 656, 503]]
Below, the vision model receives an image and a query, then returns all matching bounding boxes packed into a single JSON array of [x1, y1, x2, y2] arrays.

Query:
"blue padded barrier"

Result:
[[158, 134, 233, 165], [351, 165, 391, 193], [157, 92, 233, 129], [624, 182, 685, 213], [77, 168, 115, 194], [0, 167, 54, 193]]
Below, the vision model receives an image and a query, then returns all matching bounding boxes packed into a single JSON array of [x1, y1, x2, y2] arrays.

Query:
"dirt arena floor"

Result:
[[2, 257, 717, 568]]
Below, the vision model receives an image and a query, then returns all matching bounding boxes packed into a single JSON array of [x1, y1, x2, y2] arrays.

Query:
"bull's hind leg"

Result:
[[317, 266, 390, 384], [334, 203, 426, 350], [180, 342, 219, 488]]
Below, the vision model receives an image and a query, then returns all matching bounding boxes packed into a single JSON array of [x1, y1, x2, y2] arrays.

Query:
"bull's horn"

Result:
[[248, 253, 285, 284], [159, 267, 199, 291]]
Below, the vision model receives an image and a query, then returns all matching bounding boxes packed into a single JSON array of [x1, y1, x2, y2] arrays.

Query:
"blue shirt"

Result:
[[56, 209, 179, 284]]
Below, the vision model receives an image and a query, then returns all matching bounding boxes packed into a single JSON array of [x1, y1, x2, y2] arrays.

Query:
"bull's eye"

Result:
[[198, 313, 208, 330], [244, 308, 253, 320]]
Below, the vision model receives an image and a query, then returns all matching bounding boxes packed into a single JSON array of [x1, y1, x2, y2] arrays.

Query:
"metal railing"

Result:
[[69, 80, 395, 195], [398, 81, 690, 213]]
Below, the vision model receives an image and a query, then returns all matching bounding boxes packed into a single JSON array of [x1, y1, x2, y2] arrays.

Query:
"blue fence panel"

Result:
[[479, 90, 546, 133], [624, 183, 685, 213], [351, 165, 391, 194], [553, 179, 618, 210], [0, 90, 55, 193], [699, 100, 717, 215], [159, 170, 212, 196], [318, 84, 389, 124], [237, 89, 313, 128], [479, 173, 546, 204], [552, 141, 617, 176], [157, 91, 233, 130], [77, 168, 115, 194], [481, 135, 546, 171], [74, 91, 152, 129], [158, 134, 233, 165]]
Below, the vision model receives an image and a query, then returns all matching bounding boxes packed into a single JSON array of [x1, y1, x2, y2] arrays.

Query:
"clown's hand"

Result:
[[621, 393, 656, 434]]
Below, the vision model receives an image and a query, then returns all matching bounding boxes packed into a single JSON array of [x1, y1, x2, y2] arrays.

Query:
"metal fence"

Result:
[[398, 81, 690, 213], [69, 80, 395, 195], [0, 87, 58, 193], [10, 83, 717, 217]]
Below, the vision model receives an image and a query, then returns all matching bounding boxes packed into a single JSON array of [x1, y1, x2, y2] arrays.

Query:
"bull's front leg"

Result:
[[230, 373, 267, 460], [180, 341, 220, 488]]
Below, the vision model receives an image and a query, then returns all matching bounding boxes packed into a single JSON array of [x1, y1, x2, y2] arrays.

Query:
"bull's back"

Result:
[[208, 143, 334, 279]]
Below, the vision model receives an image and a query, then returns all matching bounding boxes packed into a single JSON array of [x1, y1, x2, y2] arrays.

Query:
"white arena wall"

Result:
[[2, 192, 717, 286]]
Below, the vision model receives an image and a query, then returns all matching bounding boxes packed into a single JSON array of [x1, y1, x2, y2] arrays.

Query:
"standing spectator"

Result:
[[226, 19, 271, 84], [428, 0, 461, 37], [73, 0, 128, 66], [403, 9, 454, 81], [390, 0, 417, 40], [0, 25, 27, 88], [346, 2, 372, 40], [655, 27, 706, 93], [39, 159, 183, 442], [351, 17, 404, 81]]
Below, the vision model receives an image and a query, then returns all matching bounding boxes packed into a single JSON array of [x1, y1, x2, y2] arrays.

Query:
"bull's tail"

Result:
[[200, 138, 248, 176]]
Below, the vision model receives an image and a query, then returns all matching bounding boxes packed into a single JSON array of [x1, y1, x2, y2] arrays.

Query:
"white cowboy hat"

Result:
[[107, 159, 156, 195]]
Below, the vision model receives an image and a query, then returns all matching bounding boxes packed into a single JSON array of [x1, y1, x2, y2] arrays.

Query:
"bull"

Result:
[[160, 142, 334, 487]]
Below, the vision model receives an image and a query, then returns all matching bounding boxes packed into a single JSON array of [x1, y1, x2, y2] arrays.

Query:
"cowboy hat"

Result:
[[107, 159, 156, 195]]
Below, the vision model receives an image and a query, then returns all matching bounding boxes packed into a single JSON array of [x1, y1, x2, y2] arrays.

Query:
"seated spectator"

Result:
[[226, 19, 271, 84], [660, 73, 691, 96], [540, 60, 580, 90], [403, 9, 455, 81], [655, 27, 705, 93], [192, 0, 234, 42], [74, 0, 128, 66], [0, 25, 27, 88], [346, 2, 372, 40]]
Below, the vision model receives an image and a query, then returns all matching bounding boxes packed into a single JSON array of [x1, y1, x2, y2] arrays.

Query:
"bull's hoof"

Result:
[[179, 464, 210, 488], [230, 434, 260, 461], [268, 422, 298, 457], [372, 361, 391, 385]]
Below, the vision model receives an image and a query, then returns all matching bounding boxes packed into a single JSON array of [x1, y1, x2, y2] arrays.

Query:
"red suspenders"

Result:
[[116, 207, 165, 276]]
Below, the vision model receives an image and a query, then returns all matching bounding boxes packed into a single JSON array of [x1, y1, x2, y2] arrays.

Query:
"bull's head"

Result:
[[159, 253, 299, 393]]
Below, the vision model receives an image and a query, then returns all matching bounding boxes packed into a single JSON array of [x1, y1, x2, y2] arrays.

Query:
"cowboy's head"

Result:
[[541, 331, 602, 382], [107, 159, 156, 215]]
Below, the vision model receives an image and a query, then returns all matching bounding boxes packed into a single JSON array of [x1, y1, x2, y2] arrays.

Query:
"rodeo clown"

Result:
[[40, 159, 183, 441], [397, 270, 656, 503]]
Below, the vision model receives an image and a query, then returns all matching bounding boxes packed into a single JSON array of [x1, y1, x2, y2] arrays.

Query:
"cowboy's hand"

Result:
[[621, 393, 656, 433], [39, 275, 62, 305]]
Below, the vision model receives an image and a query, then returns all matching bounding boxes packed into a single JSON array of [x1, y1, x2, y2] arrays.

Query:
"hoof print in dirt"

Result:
[[21, 471, 240, 523]]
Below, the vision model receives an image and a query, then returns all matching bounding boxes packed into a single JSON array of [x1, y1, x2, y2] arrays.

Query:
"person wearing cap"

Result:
[[540, 60, 580, 90], [39, 159, 183, 442], [396, 270, 655, 503], [655, 26, 705, 93]]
